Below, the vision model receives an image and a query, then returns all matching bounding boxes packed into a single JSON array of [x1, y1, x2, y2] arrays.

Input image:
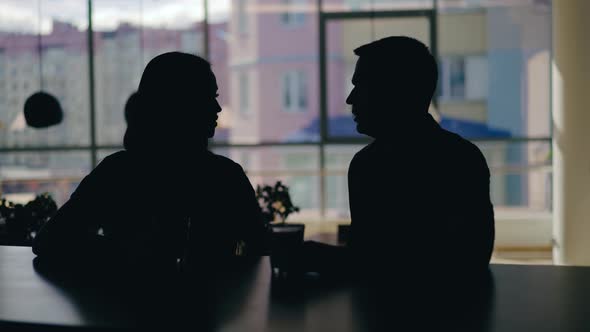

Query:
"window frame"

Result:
[[0, 0, 553, 221]]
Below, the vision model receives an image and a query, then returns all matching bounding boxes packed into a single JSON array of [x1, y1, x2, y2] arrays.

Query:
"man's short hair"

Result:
[[354, 36, 438, 108]]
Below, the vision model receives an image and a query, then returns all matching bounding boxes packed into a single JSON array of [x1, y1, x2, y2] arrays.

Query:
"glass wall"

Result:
[[0, 0, 90, 207], [0, 0, 552, 234]]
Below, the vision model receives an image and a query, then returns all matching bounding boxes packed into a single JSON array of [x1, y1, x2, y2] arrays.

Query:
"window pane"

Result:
[[438, 1, 551, 138], [0, 0, 90, 148], [0, 151, 91, 207], [475, 141, 552, 210], [211, 146, 321, 221], [211, 0, 319, 144], [93, 0, 206, 146]]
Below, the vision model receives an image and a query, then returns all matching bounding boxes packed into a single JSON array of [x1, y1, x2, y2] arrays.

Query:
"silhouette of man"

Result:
[[33, 52, 268, 271], [306, 36, 494, 276]]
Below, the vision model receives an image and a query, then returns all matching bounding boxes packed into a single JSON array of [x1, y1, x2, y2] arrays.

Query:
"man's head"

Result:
[[124, 52, 221, 152], [346, 36, 438, 138]]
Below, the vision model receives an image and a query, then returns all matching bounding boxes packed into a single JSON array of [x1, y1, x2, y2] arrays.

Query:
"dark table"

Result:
[[2, 245, 590, 331]]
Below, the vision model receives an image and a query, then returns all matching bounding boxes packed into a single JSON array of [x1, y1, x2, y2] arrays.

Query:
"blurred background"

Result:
[[0, 0, 552, 261]]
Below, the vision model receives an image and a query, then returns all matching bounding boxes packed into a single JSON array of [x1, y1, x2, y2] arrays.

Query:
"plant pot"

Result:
[[269, 223, 305, 278]]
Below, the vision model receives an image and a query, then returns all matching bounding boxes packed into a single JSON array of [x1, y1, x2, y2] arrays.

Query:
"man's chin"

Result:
[[356, 124, 376, 138], [356, 123, 367, 135], [206, 125, 217, 138]]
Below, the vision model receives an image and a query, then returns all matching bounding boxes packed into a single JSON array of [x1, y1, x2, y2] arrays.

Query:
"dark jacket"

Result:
[[348, 115, 495, 272], [32, 150, 268, 269]]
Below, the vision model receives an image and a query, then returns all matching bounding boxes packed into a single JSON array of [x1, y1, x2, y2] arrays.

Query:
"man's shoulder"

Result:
[[207, 151, 246, 173], [351, 141, 376, 162], [439, 129, 489, 170], [348, 142, 380, 178]]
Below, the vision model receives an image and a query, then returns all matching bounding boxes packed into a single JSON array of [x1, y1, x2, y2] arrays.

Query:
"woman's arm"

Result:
[[233, 166, 270, 256], [32, 154, 120, 259]]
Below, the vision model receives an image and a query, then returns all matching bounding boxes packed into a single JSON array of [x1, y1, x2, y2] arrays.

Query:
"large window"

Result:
[[0, 0, 90, 207], [0, 1, 553, 245]]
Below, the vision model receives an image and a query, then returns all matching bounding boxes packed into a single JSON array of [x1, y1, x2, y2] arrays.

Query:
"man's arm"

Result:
[[455, 145, 495, 269], [301, 154, 365, 275]]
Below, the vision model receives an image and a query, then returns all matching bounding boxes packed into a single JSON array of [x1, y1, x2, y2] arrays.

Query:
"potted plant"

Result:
[[256, 181, 303, 278], [0, 193, 57, 246]]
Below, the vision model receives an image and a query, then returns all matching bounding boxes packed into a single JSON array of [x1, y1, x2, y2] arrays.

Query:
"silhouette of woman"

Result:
[[33, 52, 268, 271]]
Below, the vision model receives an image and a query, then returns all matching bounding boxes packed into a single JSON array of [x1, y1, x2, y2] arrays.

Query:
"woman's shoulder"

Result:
[[92, 150, 132, 173], [99, 150, 129, 164]]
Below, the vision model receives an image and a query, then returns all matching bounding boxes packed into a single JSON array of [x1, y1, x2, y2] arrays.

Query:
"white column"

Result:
[[552, 0, 590, 265]]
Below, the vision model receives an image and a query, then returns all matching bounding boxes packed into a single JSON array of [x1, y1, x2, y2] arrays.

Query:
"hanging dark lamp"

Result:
[[23, 0, 63, 129]]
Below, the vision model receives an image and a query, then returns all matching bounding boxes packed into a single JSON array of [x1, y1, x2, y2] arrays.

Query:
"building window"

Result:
[[449, 58, 465, 98], [281, 0, 306, 27], [439, 55, 488, 101], [237, 0, 248, 33], [239, 71, 249, 114], [282, 70, 307, 112]]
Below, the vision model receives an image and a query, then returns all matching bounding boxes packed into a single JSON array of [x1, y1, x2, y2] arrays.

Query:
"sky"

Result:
[[0, 0, 545, 33], [0, 0, 231, 33]]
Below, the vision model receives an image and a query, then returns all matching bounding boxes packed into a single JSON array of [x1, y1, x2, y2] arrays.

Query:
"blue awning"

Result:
[[439, 116, 511, 139], [284, 115, 511, 142]]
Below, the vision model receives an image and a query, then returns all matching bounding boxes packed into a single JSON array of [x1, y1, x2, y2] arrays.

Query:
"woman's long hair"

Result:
[[123, 52, 214, 153]]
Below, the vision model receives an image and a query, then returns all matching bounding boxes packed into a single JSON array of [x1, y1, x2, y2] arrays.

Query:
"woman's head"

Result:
[[124, 52, 221, 152]]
